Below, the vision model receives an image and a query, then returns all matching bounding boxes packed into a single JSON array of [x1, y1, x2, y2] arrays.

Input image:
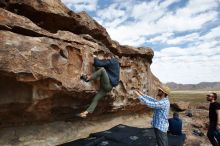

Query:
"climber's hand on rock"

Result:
[[137, 90, 144, 95], [135, 90, 145, 97], [134, 90, 141, 97]]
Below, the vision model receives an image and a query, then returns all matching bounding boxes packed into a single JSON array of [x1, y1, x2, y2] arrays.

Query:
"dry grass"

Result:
[[170, 90, 220, 103]]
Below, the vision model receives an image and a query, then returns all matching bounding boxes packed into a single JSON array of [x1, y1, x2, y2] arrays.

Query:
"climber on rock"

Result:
[[79, 52, 120, 118]]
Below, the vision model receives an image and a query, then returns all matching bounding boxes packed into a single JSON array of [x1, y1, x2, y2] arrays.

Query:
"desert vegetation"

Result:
[[170, 90, 220, 103]]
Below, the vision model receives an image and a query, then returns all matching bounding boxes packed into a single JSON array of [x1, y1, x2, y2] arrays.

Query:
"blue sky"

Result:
[[61, 0, 220, 84]]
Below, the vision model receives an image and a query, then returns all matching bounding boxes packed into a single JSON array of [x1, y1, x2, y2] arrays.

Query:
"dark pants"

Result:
[[168, 133, 186, 146], [154, 128, 168, 146], [86, 68, 112, 113], [207, 126, 220, 146]]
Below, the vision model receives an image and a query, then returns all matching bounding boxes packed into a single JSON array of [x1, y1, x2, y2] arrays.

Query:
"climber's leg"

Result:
[[86, 89, 107, 113], [79, 89, 107, 118], [92, 67, 112, 91], [79, 68, 112, 117]]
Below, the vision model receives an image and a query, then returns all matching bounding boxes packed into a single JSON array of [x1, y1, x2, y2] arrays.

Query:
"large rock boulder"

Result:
[[171, 101, 190, 111], [0, 0, 161, 127]]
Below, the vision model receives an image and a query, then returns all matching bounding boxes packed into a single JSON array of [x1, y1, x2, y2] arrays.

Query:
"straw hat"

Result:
[[158, 85, 171, 95]]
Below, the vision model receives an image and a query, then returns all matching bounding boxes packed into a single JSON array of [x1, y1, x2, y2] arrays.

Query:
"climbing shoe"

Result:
[[80, 74, 90, 82]]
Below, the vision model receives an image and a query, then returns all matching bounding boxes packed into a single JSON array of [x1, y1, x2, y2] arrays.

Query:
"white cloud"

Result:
[[152, 41, 220, 83], [159, 0, 180, 8], [151, 57, 220, 84], [147, 33, 200, 45], [166, 33, 199, 45], [131, 1, 164, 22], [96, 4, 125, 21], [61, 0, 98, 12], [96, 0, 218, 47], [155, 10, 218, 32], [147, 33, 174, 43], [155, 39, 220, 58], [201, 26, 220, 40], [177, 0, 218, 16], [95, 4, 129, 28]]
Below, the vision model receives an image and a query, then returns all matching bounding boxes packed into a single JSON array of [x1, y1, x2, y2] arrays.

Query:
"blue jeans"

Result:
[[207, 126, 220, 146]]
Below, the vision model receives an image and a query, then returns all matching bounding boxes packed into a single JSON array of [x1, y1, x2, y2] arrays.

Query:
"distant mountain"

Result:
[[166, 82, 220, 91]]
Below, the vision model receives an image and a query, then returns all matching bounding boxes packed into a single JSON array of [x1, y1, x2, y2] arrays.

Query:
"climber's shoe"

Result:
[[75, 111, 89, 118], [80, 74, 90, 82], [74, 113, 84, 118]]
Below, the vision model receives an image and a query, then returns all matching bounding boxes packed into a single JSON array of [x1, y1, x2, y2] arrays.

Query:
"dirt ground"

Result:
[[0, 90, 216, 146], [0, 109, 211, 146]]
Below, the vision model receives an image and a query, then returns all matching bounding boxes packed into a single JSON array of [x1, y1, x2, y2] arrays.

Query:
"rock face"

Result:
[[0, 0, 161, 127]]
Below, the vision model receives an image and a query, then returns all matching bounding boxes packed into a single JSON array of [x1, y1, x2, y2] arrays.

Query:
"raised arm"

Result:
[[136, 90, 157, 102], [140, 98, 168, 109], [134, 90, 167, 109]]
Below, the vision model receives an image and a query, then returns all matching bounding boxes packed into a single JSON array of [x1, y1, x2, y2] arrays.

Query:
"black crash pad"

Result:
[[59, 124, 185, 146]]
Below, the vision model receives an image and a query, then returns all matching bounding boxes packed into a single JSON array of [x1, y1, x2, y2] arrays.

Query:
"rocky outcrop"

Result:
[[171, 101, 190, 111], [0, 0, 160, 127]]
